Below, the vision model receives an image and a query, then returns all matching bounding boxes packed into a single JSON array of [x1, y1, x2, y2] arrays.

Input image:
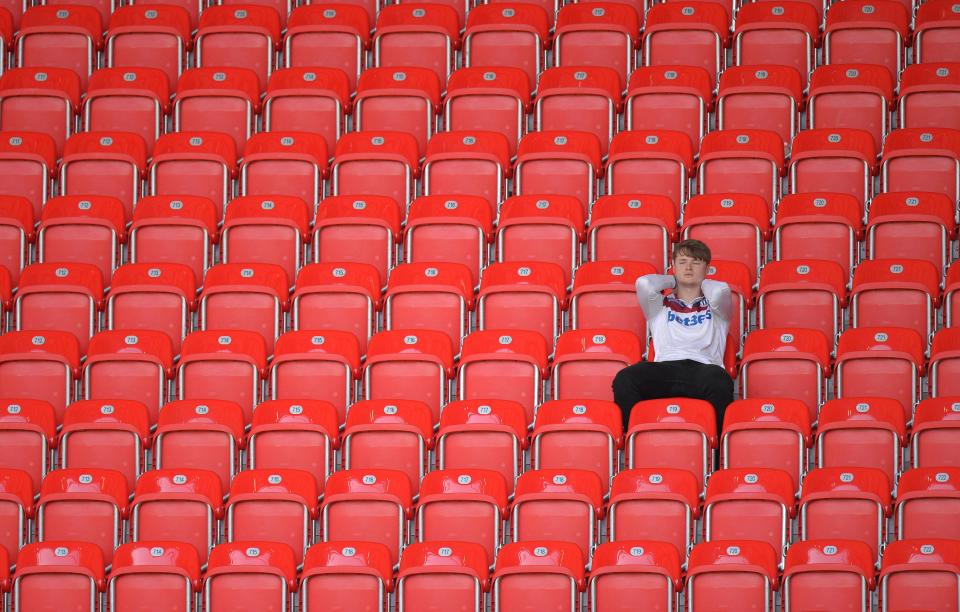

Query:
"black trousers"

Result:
[[611, 359, 735, 435]]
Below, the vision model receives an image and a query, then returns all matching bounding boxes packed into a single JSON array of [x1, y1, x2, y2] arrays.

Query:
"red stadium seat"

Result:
[[148, 132, 237, 220], [642, 2, 729, 89], [492, 541, 584, 612], [722, 398, 811, 492], [895, 467, 960, 541], [880, 539, 960, 612], [444, 66, 531, 157], [696, 129, 784, 213], [173, 68, 261, 156], [105, 5, 192, 88], [106, 263, 196, 356], [269, 331, 360, 422], [330, 132, 419, 209], [240, 132, 328, 213], [808, 64, 894, 151], [415, 469, 508, 565], [589, 541, 682, 612], [782, 539, 876, 612], [627, 398, 717, 492], [685, 541, 779, 611], [198, 263, 289, 355], [154, 399, 245, 496], [915, 0, 960, 63], [283, 6, 369, 92], [108, 541, 201, 612], [16, 263, 103, 353], [248, 399, 339, 488], [436, 399, 528, 496], [773, 192, 864, 277], [948, 260, 960, 327], [458, 330, 548, 424], [898, 62, 960, 131], [511, 469, 604, 558], [0, 399, 56, 494], [607, 468, 699, 557], [496, 194, 584, 287], [550, 331, 641, 401], [59, 132, 147, 223], [354, 66, 441, 158], [362, 331, 453, 421], [82, 331, 172, 425], [423, 131, 511, 213], [291, 262, 382, 355], [911, 397, 960, 468], [204, 542, 297, 612], [0, 67, 80, 157], [823, 0, 909, 79], [733, 1, 819, 85], [13, 542, 104, 612], [0, 468, 32, 561], [850, 258, 940, 342], [373, 3, 459, 90], [225, 468, 319, 564], [477, 262, 566, 352], [931, 328, 960, 398], [625, 65, 713, 152], [681, 193, 769, 279], [82, 68, 170, 154], [586, 196, 676, 270], [554, 2, 639, 90], [0, 133, 55, 222], [0, 195, 34, 285], [515, 130, 602, 216], [299, 542, 394, 612], [404, 195, 493, 286], [343, 398, 434, 491], [384, 262, 473, 349], [880, 127, 960, 204], [397, 542, 489, 612], [196, 5, 281, 90], [816, 397, 905, 489], [462, 4, 549, 90], [703, 467, 795, 559], [177, 330, 267, 424], [789, 128, 876, 208], [37, 468, 128, 564], [0, 331, 79, 424], [866, 191, 956, 272], [37, 196, 125, 285], [739, 328, 831, 420], [534, 66, 622, 156], [130, 468, 222, 565], [835, 327, 925, 420], [605, 131, 694, 216], [321, 468, 413, 565], [757, 259, 847, 345], [16, 6, 102, 89], [264, 68, 352, 158], [717, 65, 803, 144], [222, 195, 311, 282]]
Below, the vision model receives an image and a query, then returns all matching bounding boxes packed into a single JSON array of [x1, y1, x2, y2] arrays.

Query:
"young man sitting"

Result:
[[611, 239, 734, 435]]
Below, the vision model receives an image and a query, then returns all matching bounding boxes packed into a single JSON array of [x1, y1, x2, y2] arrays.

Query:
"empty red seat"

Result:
[[492, 541, 584, 612], [808, 64, 894, 151], [0, 399, 56, 494], [773, 192, 864, 277], [404, 195, 493, 286], [198, 263, 289, 355], [757, 259, 847, 345], [130, 468, 222, 565], [515, 130, 602, 217], [108, 541, 201, 612], [625, 65, 713, 152], [363, 331, 454, 421], [496, 194, 584, 287], [550, 331, 641, 402], [881, 127, 960, 204], [685, 541, 779, 611], [721, 398, 811, 492], [607, 468, 699, 557], [915, 0, 960, 63], [59, 399, 149, 493], [13, 542, 105, 612], [866, 191, 956, 272], [511, 469, 604, 559], [37, 196, 125, 285], [37, 468, 128, 564], [586, 197, 676, 271], [17, 5, 102, 89], [240, 132, 328, 213], [816, 397, 905, 489], [196, 5, 280, 90], [823, 0, 909, 79], [589, 541, 683, 612], [880, 539, 960, 612], [605, 131, 694, 216], [330, 132, 419, 209], [415, 469, 508, 565], [643, 2, 729, 89], [423, 131, 511, 214], [436, 399, 529, 496], [0, 195, 34, 285], [627, 397, 716, 492], [204, 541, 297, 612], [0, 67, 80, 157], [321, 468, 413, 565], [82, 68, 170, 154], [283, 6, 369, 92], [554, 2, 639, 89], [225, 468, 318, 565], [911, 397, 960, 468], [59, 132, 147, 224], [373, 3, 459, 90], [948, 260, 960, 327], [733, 2, 820, 85], [291, 262, 382, 355], [0, 468, 33, 561], [534, 66, 622, 157], [444, 66, 531, 157], [898, 62, 960, 131], [106, 263, 197, 356], [397, 542, 489, 612], [148, 132, 237, 220], [264, 68, 352, 158], [850, 258, 940, 342], [463, 3, 549, 90], [789, 128, 877, 208], [782, 539, 876, 612], [835, 327, 925, 419], [800, 466, 891, 562], [0, 331, 79, 424], [106, 5, 192, 89], [154, 399, 245, 496], [703, 468, 795, 558], [895, 467, 960, 541], [222, 195, 311, 282], [477, 262, 566, 351], [269, 331, 359, 422], [174, 68, 261, 156], [740, 328, 831, 421], [383, 262, 473, 349], [299, 542, 394, 612], [15, 263, 103, 353], [345, 399, 436, 491], [931, 328, 960, 398], [82, 330, 173, 425], [177, 330, 267, 424], [458, 330, 548, 424], [697, 129, 784, 213], [0, 133, 55, 222], [717, 66, 803, 146], [681, 193, 769, 279], [248, 399, 339, 489], [354, 66, 441, 158]]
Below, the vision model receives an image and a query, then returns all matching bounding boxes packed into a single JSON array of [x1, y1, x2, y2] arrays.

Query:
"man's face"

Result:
[[673, 253, 709, 286]]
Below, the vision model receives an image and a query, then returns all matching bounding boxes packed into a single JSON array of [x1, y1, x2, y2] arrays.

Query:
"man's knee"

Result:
[[702, 365, 735, 397]]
